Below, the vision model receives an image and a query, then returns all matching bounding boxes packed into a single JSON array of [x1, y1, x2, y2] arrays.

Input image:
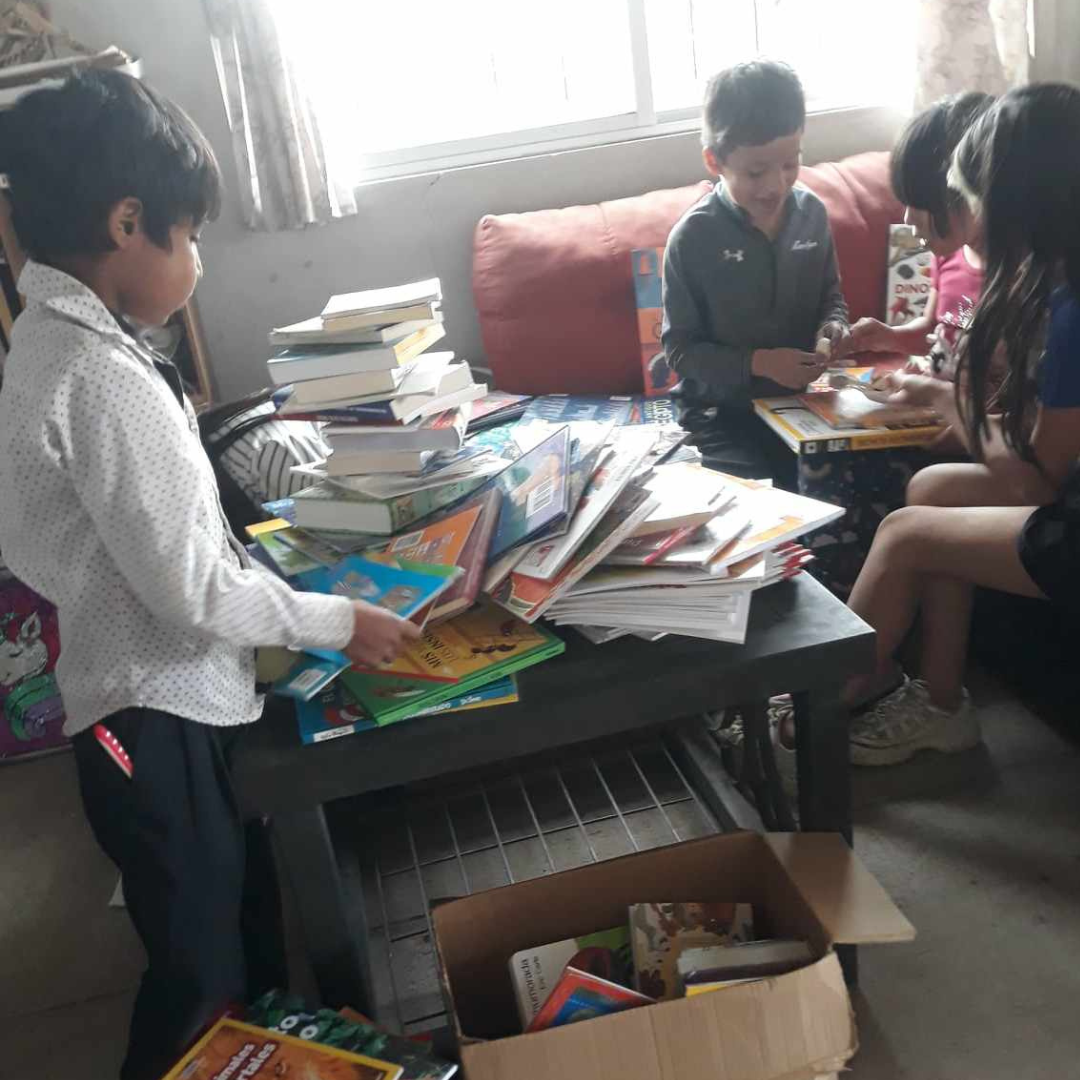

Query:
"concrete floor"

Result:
[[2, 669, 1079, 1080]]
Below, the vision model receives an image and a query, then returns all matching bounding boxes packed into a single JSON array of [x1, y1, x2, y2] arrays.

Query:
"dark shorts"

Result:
[[1019, 494, 1080, 608]]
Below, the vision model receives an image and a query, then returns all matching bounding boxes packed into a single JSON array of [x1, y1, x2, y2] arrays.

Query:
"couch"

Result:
[[472, 151, 902, 396]]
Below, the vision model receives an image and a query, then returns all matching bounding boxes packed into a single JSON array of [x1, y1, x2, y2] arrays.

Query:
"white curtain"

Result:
[[202, 0, 358, 231], [915, 0, 1031, 108]]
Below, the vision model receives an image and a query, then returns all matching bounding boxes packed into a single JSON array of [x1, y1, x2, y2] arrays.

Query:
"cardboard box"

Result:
[[433, 832, 915, 1080]]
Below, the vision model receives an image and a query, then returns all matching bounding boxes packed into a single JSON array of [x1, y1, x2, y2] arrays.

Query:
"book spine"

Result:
[[797, 426, 942, 454], [641, 524, 698, 565]]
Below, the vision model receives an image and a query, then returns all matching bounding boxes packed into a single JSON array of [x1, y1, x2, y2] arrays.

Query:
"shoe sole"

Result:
[[850, 717, 982, 767]]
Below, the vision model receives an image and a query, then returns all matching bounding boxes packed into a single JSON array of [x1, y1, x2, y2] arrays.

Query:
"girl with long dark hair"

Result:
[[843, 83, 1080, 766]]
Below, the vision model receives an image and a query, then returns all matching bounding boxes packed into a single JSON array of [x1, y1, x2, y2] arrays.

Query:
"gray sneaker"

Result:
[[849, 678, 980, 767]]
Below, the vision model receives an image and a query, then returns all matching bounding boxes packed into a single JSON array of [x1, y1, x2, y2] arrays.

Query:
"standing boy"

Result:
[[0, 72, 419, 1080], [662, 60, 850, 482]]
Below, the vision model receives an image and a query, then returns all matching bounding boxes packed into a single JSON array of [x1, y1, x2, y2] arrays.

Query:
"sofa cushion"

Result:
[[473, 181, 712, 395], [473, 151, 901, 395]]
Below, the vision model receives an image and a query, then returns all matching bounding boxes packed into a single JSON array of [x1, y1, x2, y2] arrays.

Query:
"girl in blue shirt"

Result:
[[840, 83, 1080, 766]]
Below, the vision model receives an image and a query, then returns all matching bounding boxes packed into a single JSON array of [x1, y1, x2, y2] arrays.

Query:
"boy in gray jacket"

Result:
[[662, 60, 849, 483]]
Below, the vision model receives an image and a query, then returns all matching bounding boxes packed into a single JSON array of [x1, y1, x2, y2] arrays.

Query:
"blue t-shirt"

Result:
[[1039, 288, 1080, 408]]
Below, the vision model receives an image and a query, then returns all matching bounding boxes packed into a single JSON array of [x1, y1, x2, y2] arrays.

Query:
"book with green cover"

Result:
[[340, 598, 563, 725], [291, 472, 493, 535]]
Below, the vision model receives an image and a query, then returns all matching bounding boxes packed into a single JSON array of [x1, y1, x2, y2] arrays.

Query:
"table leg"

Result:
[[792, 682, 858, 985], [273, 806, 374, 1012]]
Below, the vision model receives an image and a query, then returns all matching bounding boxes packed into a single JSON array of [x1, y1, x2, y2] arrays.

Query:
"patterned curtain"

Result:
[[202, 0, 357, 230], [914, 0, 1031, 109]]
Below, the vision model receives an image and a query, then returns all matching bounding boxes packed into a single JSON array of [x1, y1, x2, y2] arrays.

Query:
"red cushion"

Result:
[[473, 182, 712, 395], [798, 151, 902, 324], [473, 152, 900, 394]]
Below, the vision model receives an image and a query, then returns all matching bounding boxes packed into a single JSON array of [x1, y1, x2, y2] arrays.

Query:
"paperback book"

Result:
[[525, 967, 654, 1033]]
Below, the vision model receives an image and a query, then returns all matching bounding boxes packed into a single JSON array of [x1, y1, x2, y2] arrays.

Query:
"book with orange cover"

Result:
[[368, 503, 480, 569], [798, 387, 940, 430], [525, 966, 654, 1033], [161, 1017, 402, 1080]]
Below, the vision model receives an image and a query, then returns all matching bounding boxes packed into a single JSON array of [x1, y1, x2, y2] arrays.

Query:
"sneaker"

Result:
[[713, 698, 797, 798], [849, 678, 980, 767]]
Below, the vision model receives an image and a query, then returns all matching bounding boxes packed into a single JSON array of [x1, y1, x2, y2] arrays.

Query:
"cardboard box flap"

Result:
[[460, 954, 855, 1080], [766, 833, 916, 945]]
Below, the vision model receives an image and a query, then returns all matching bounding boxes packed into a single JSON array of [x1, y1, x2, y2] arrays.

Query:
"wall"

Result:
[[49, 0, 909, 400]]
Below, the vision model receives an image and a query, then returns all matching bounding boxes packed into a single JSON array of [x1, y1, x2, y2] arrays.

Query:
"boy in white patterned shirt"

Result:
[[0, 72, 419, 1080]]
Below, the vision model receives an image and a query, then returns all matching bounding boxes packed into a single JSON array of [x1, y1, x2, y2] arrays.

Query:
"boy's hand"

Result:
[[753, 347, 827, 390], [816, 321, 852, 362], [847, 317, 898, 354], [344, 600, 422, 668]]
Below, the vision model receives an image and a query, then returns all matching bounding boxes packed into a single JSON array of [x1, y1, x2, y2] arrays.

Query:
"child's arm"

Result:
[[661, 244, 824, 398], [848, 290, 938, 356], [60, 353, 395, 654]]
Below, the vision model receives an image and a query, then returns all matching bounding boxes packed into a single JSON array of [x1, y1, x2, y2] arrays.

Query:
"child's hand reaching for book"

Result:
[[815, 321, 852, 362], [752, 348, 827, 390], [847, 318, 899, 354], [345, 601, 422, 667]]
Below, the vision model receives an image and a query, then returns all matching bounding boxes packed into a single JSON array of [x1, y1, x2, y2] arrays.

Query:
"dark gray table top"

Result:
[[234, 573, 873, 815]]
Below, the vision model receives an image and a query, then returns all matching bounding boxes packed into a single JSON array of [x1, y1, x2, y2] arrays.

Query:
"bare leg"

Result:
[[906, 461, 1030, 509], [845, 505, 1044, 708]]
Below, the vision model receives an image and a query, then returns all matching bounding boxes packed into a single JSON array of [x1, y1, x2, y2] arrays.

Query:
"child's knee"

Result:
[[876, 505, 931, 551], [906, 465, 954, 507]]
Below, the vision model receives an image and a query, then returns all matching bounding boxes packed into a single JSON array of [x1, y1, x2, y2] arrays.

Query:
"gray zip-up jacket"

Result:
[[661, 182, 848, 411]]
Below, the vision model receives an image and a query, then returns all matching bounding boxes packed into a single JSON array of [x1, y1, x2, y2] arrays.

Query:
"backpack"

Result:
[[198, 388, 280, 538]]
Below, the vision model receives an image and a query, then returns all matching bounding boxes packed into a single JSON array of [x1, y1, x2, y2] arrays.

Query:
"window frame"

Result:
[[322, 0, 904, 186]]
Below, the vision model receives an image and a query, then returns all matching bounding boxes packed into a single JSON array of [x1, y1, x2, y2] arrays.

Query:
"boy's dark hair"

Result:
[[702, 60, 805, 159], [890, 91, 994, 239], [0, 69, 221, 262]]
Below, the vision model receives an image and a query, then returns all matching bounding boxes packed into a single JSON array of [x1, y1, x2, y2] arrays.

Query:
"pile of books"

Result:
[[508, 900, 812, 1035], [250, 317, 842, 744]]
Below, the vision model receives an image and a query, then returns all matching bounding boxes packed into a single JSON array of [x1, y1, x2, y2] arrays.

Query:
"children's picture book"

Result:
[[513, 427, 656, 581], [522, 394, 635, 425], [255, 528, 324, 577], [886, 223, 934, 326], [676, 938, 814, 986], [629, 901, 755, 1000], [411, 674, 518, 717], [797, 387, 942, 431], [525, 966, 654, 1033], [509, 926, 633, 1028], [246, 990, 457, 1080], [492, 486, 657, 623], [273, 653, 351, 702], [271, 525, 343, 568], [631, 247, 679, 396], [0, 574, 66, 759], [367, 503, 481, 571], [753, 396, 945, 455], [296, 680, 379, 743], [160, 1017, 402, 1080], [625, 395, 677, 426], [488, 425, 571, 560], [340, 599, 563, 726]]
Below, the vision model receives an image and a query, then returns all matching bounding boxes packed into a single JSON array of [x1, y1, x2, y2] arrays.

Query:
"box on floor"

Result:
[[433, 831, 915, 1080]]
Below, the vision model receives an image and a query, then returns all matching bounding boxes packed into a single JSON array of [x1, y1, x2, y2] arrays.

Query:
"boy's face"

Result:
[[115, 215, 203, 327], [705, 131, 803, 234]]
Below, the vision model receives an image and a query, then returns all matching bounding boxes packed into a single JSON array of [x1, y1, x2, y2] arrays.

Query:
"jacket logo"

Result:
[[722, 249, 745, 262], [791, 239, 818, 251]]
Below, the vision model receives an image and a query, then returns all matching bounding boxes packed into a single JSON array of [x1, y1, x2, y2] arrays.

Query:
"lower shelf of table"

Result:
[[324, 721, 757, 1038]]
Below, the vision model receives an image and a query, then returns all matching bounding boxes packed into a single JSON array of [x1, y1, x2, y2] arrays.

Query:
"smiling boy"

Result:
[[662, 60, 849, 483]]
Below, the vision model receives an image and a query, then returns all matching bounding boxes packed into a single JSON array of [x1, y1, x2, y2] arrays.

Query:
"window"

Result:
[[268, 0, 913, 184]]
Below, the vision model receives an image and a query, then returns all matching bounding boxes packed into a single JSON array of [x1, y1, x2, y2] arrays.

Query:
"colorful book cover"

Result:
[[255, 529, 323, 577], [525, 966, 654, 1033], [161, 1017, 402, 1080], [886, 223, 934, 326], [272, 526, 344, 568], [367, 504, 481, 569], [246, 991, 456, 1080], [625, 395, 676, 426], [412, 674, 518, 716], [492, 486, 657, 623], [629, 901, 755, 1001], [0, 575, 66, 759], [273, 654, 351, 702], [423, 486, 501, 624], [632, 247, 679, 396], [340, 599, 563, 726], [296, 681, 379, 743], [797, 388, 941, 431], [522, 394, 635, 425], [488, 425, 571, 559], [510, 926, 632, 1028], [514, 428, 657, 580]]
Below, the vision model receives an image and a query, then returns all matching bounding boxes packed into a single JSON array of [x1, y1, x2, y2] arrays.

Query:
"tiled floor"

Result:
[[3, 669, 1080, 1079]]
